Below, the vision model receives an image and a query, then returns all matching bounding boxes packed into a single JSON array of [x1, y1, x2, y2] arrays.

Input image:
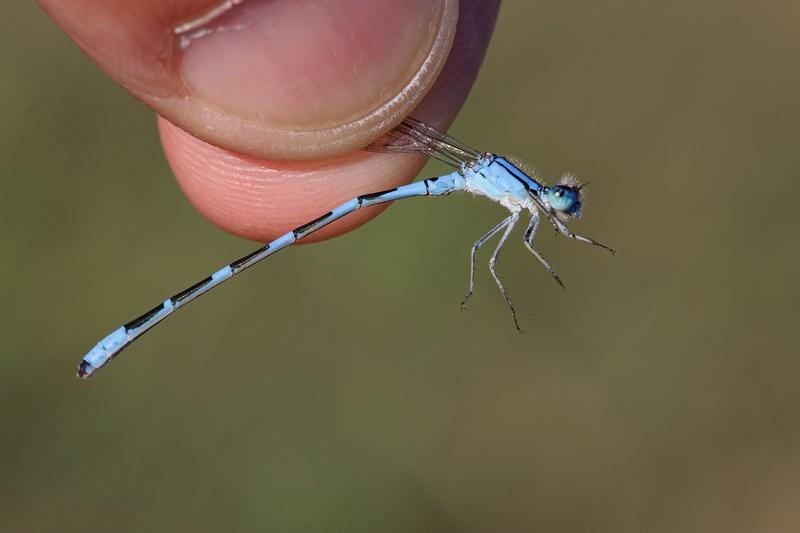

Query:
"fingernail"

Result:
[[179, 0, 453, 128]]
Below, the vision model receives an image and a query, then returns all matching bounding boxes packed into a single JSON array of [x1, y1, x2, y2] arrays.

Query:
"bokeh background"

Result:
[[2, 1, 800, 531]]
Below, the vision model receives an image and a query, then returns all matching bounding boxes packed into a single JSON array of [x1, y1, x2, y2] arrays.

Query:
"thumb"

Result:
[[37, 0, 459, 160]]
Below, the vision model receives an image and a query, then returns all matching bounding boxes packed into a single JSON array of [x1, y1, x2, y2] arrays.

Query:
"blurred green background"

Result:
[[2, 1, 800, 531]]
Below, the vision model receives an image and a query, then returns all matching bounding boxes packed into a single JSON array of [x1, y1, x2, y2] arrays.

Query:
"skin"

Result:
[[38, 0, 500, 242]]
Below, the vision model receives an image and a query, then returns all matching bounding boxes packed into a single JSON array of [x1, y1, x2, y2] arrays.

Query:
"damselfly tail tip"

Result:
[[76, 360, 96, 379], [75, 326, 129, 379]]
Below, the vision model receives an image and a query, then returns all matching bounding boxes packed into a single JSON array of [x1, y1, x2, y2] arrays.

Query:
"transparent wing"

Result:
[[364, 117, 481, 168]]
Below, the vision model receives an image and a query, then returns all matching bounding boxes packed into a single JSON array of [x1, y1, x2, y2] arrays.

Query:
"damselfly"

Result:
[[77, 118, 613, 378]]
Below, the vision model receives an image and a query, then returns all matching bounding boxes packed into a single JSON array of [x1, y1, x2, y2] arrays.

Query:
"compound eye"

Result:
[[546, 186, 579, 213]]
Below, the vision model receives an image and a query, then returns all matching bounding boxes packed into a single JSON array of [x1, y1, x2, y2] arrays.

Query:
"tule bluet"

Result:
[[77, 117, 613, 378]]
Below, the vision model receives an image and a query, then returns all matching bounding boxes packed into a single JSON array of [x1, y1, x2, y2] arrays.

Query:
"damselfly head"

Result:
[[542, 184, 582, 218]]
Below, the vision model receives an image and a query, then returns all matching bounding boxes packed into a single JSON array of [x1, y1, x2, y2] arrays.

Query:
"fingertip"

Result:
[[159, 117, 428, 242]]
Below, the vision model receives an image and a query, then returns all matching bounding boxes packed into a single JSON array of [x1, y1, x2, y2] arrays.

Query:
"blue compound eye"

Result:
[[546, 186, 580, 214]]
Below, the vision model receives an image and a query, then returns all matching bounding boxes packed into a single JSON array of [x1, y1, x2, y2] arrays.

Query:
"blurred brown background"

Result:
[[2, 1, 799, 532]]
